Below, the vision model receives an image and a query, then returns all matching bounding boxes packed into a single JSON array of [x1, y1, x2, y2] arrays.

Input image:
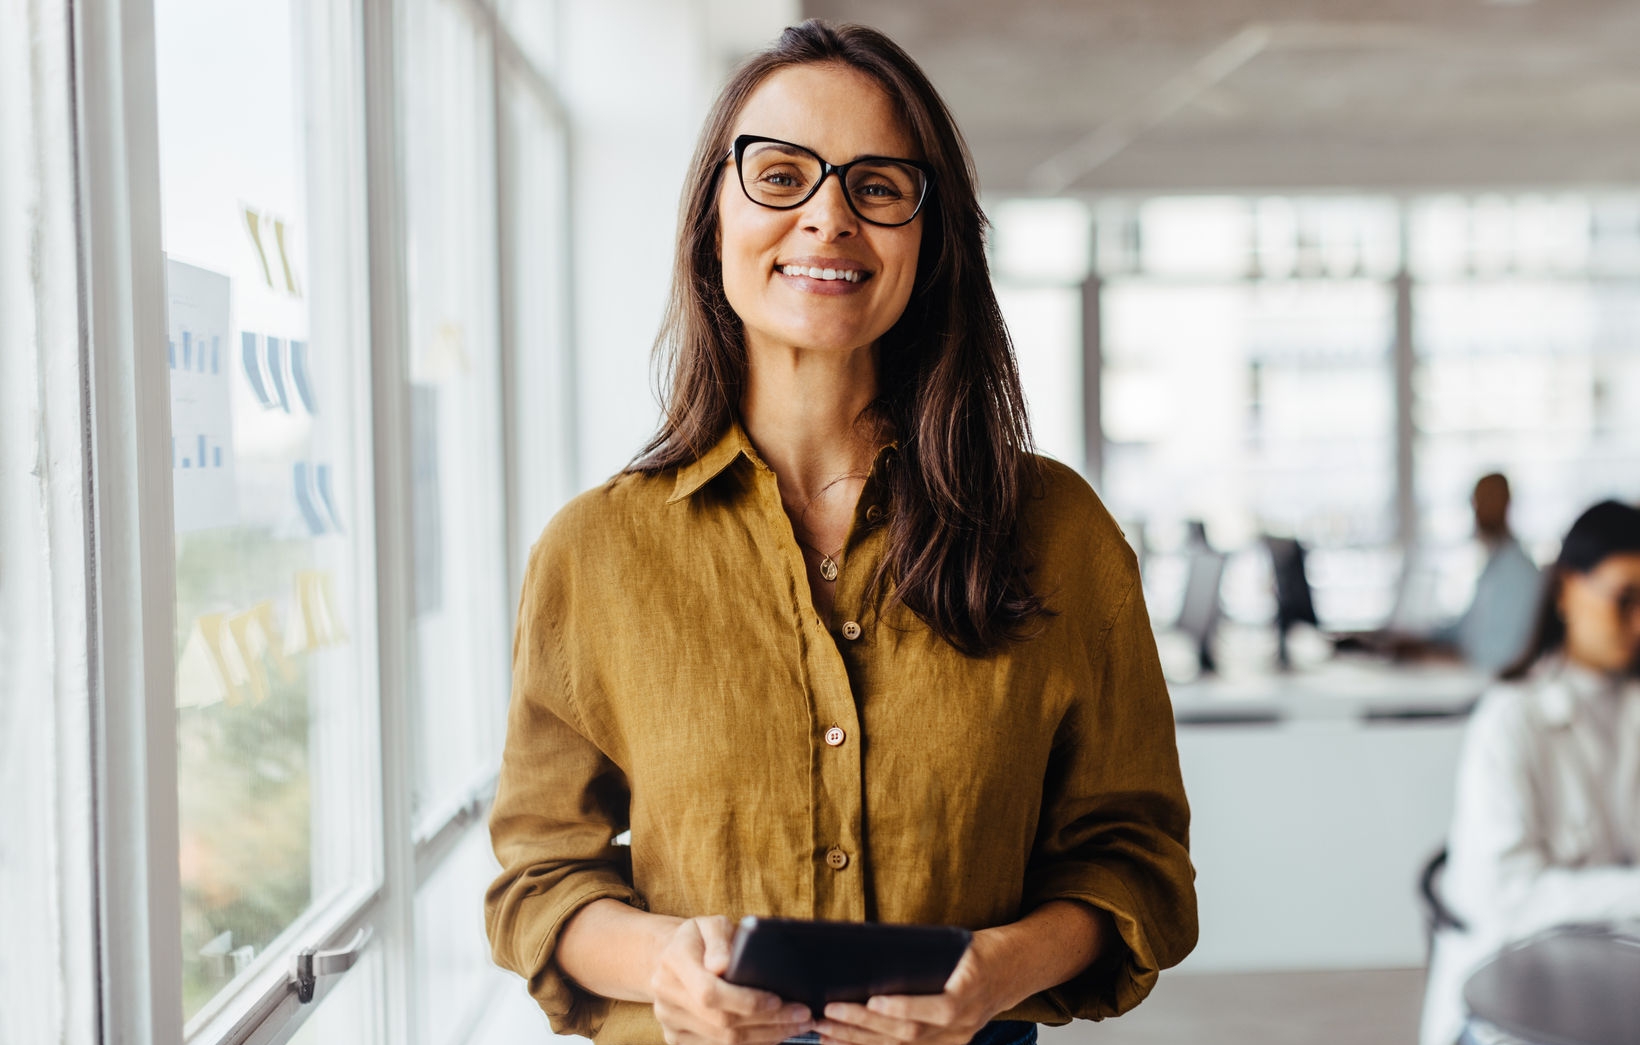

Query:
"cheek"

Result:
[[1567, 590, 1620, 648], [875, 233, 922, 313]]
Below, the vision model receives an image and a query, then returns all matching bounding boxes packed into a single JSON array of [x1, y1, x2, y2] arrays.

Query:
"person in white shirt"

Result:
[[1421, 499, 1640, 1045]]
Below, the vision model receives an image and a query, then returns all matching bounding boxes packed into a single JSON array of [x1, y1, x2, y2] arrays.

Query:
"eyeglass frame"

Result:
[[725, 134, 936, 228]]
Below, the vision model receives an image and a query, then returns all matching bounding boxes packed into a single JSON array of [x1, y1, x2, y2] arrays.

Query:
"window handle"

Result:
[[293, 925, 372, 1004]]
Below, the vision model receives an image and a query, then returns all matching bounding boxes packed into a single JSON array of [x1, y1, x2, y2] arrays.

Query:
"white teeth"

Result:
[[779, 264, 862, 283]]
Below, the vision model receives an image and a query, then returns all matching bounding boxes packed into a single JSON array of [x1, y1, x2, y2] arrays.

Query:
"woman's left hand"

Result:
[[811, 932, 1009, 1045]]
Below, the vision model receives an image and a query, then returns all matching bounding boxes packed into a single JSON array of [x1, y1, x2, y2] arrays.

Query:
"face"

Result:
[[716, 62, 924, 359], [1472, 476, 1510, 536], [1559, 552, 1640, 674]]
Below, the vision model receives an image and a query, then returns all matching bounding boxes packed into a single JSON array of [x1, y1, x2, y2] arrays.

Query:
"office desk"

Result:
[[1168, 658, 1488, 971], [1169, 658, 1488, 725], [1464, 927, 1640, 1045]]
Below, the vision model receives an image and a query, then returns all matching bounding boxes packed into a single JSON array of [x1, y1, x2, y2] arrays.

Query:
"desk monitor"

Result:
[[1176, 548, 1226, 673], [1264, 536, 1318, 668]]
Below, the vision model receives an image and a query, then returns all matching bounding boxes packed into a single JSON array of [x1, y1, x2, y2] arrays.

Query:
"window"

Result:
[[991, 191, 1640, 652], [399, 0, 511, 835], [155, 0, 381, 1032]]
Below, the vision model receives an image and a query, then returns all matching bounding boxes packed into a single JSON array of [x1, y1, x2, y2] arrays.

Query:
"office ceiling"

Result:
[[801, 0, 1640, 195]]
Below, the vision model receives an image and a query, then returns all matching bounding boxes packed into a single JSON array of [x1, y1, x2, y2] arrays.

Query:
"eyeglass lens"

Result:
[[738, 140, 925, 226]]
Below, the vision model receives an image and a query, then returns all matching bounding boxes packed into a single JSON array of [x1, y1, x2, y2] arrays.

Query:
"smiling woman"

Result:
[[485, 20, 1198, 1045]]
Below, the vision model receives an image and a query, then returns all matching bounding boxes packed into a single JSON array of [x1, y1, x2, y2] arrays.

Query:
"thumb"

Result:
[[698, 916, 734, 975]]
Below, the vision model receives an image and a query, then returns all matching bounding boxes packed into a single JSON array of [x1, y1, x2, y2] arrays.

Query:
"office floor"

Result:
[[473, 968, 1429, 1045], [1039, 968, 1427, 1045]]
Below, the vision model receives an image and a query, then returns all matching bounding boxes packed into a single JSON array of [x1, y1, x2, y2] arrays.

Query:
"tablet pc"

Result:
[[723, 916, 971, 1016]]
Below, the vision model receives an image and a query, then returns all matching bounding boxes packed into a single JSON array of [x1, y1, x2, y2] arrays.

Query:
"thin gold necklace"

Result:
[[782, 470, 866, 584], [793, 534, 844, 582]]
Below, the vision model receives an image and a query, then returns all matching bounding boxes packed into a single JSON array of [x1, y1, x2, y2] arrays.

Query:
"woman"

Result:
[[486, 21, 1196, 1045], [1421, 500, 1640, 1045]]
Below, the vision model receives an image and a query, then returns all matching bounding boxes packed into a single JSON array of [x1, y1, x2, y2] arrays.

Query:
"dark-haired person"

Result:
[[486, 20, 1196, 1045], [1420, 500, 1640, 1045]]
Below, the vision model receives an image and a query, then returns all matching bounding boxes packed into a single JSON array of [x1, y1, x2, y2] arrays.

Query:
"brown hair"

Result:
[[627, 19, 1047, 656]]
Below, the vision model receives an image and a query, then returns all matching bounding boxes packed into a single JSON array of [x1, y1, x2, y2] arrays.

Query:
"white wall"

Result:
[[560, 0, 799, 487]]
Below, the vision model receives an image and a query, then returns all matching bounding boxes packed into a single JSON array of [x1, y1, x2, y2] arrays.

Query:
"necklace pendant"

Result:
[[819, 555, 839, 582]]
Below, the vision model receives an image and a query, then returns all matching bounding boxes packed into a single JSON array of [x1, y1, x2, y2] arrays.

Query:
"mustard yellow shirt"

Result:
[[486, 422, 1197, 1043]]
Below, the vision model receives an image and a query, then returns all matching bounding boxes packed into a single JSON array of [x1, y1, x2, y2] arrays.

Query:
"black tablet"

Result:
[[723, 916, 971, 1017]]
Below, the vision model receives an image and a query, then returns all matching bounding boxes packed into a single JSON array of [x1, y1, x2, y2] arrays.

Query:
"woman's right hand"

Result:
[[650, 916, 816, 1045]]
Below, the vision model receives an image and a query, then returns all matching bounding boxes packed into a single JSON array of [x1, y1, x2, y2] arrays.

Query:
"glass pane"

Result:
[[995, 285, 1084, 471], [1101, 274, 1397, 631], [401, 0, 510, 830], [156, 0, 372, 1025], [1414, 277, 1640, 567], [417, 829, 514, 1045], [500, 64, 575, 588], [497, 0, 558, 78]]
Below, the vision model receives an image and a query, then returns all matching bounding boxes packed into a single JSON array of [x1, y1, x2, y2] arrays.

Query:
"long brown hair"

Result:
[[627, 19, 1047, 656]]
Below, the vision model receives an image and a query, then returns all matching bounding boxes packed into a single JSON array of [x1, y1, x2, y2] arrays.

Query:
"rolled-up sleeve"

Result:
[[485, 537, 645, 1038], [1021, 573, 1198, 1019]]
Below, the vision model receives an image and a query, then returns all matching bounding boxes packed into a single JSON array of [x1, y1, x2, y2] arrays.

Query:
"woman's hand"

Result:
[[812, 930, 1008, 1045], [814, 901, 1115, 1045], [650, 915, 817, 1045]]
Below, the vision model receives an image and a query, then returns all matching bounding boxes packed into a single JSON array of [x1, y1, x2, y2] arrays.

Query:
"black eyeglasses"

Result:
[[728, 134, 934, 228]]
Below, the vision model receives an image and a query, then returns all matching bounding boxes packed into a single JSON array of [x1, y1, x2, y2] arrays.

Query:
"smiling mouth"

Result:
[[776, 264, 868, 284]]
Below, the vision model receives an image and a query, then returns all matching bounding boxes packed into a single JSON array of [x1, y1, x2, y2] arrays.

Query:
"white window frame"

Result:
[[69, 0, 577, 1042]]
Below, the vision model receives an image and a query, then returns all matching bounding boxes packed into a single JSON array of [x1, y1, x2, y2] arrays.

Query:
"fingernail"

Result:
[[785, 1005, 811, 1021]]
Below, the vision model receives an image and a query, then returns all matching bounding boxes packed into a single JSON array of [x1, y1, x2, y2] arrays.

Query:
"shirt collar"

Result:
[[666, 420, 764, 504], [664, 418, 901, 505], [1535, 655, 1628, 727]]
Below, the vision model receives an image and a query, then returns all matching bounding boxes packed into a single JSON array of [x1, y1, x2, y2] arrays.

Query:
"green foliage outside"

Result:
[[176, 528, 314, 1022]]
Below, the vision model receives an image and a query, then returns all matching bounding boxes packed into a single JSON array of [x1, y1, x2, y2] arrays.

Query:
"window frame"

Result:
[[73, 0, 576, 1042]]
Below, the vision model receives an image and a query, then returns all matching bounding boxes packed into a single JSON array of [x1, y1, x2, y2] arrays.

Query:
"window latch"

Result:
[[293, 925, 372, 1004]]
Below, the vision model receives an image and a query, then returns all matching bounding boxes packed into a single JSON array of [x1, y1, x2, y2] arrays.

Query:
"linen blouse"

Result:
[[1420, 658, 1640, 1045], [485, 422, 1198, 1044]]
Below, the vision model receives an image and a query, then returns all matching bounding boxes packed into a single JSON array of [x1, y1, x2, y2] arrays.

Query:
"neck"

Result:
[[739, 339, 883, 506]]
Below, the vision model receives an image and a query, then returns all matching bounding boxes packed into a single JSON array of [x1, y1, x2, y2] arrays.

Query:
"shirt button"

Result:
[[841, 621, 862, 641], [825, 847, 849, 870], [865, 505, 883, 523], [824, 726, 846, 747]]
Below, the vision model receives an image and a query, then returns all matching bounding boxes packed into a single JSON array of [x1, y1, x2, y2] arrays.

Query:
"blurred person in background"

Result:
[[485, 19, 1196, 1045], [1344, 473, 1541, 673], [1427, 473, 1543, 673], [1420, 499, 1640, 1045]]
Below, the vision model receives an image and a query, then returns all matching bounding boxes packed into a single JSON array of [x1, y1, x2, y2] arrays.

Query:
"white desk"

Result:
[[1168, 659, 1486, 972], [1169, 658, 1488, 725]]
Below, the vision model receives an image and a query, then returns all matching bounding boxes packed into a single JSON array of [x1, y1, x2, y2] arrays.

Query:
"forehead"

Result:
[[1590, 552, 1640, 581], [732, 62, 917, 161]]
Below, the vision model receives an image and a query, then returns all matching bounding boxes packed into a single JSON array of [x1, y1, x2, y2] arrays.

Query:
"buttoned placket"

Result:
[[745, 445, 894, 920]]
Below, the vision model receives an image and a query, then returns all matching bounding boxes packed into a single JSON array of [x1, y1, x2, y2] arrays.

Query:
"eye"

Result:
[[853, 181, 904, 200], [753, 163, 809, 190]]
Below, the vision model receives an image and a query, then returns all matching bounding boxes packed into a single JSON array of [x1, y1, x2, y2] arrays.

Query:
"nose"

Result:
[[799, 170, 858, 240]]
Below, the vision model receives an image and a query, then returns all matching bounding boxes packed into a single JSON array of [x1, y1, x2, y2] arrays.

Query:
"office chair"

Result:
[[1264, 535, 1319, 668], [1419, 845, 1468, 960]]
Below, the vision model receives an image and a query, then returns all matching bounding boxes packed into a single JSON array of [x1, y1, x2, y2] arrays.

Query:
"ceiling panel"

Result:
[[803, 0, 1640, 193]]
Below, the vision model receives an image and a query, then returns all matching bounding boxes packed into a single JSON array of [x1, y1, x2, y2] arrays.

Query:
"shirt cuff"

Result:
[[511, 878, 649, 1039], [1019, 863, 1189, 1021]]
